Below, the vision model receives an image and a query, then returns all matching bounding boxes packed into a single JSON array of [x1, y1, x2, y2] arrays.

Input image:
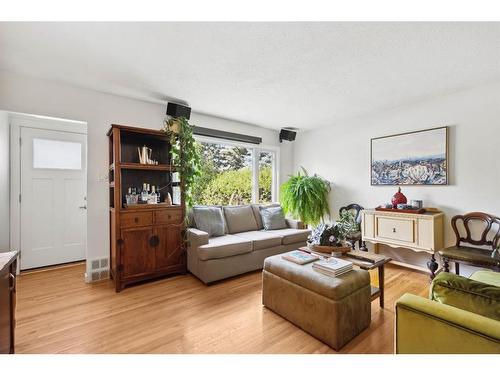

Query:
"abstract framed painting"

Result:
[[370, 126, 448, 185]]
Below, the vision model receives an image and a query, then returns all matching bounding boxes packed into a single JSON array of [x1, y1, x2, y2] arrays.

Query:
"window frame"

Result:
[[194, 135, 280, 204]]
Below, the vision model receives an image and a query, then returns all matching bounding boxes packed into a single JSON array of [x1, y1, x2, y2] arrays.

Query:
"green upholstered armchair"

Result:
[[395, 270, 500, 354]]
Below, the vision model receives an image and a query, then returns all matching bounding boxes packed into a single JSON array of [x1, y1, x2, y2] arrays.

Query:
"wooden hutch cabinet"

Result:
[[108, 124, 185, 292]]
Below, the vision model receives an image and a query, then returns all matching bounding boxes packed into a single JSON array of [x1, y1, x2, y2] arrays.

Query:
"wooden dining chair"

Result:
[[339, 203, 367, 251], [439, 212, 500, 275]]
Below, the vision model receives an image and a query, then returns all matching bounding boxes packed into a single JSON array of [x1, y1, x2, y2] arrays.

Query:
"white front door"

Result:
[[20, 127, 87, 270]]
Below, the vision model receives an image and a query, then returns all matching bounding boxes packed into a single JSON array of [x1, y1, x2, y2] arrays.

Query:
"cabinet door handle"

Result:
[[134, 217, 139, 223], [149, 235, 159, 247], [9, 273, 15, 292]]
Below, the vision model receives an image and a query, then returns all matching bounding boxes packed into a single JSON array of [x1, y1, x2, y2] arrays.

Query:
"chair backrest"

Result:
[[339, 203, 364, 224], [451, 212, 500, 251]]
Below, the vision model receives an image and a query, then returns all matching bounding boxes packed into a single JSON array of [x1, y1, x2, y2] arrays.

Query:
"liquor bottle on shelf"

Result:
[[148, 186, 158, 204], [140, 183, 149, 204], [125, 187, 133, 205], [155, 186, 160, 203]]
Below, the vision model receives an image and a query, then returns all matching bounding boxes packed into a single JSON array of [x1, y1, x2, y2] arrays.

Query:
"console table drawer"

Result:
[[121, 212, 153, 228], [376, 217, 415, 243]]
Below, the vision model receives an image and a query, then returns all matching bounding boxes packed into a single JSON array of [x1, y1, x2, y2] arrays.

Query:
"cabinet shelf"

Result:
[[119, 163, 176, 172], [122, 203, 182, 210]]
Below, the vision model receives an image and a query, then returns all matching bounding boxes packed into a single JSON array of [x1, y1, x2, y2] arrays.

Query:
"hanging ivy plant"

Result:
[[163, 116, 201, 207]]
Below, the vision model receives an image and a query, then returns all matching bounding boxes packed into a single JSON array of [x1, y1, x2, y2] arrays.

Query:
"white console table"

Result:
[[361, 209, 444, 279]]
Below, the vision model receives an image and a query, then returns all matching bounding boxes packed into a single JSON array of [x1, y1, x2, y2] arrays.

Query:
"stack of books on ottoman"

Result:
[[282, 250, 320, 265], [312, 258, 353, 277]]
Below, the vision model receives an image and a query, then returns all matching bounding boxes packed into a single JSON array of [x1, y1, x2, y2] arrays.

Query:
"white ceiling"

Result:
[[0, 22, 499, 130]]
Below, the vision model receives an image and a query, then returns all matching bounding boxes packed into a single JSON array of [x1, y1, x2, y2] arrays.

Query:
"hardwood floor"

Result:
[[15, 263, 429, 354]]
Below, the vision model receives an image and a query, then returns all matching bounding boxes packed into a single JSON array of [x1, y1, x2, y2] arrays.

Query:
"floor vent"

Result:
[[87, 257, 110, 282]]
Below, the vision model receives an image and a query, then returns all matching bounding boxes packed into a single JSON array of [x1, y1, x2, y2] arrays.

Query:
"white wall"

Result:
[[0, 71, 290, 275], [0, 111, 9, 251], [293, 81, 500, 273]]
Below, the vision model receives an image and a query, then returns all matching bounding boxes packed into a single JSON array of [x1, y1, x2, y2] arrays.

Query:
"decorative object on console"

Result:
[[371, 126, 448, 185], [410, 199, 423, 209], [391, 187, 407, 208], [439, 212, 500, 275], [280, 167, 331, 226]]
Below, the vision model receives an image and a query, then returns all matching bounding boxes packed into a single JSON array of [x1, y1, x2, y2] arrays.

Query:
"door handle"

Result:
[[392, 228, 396, 233], [79, 205, 87, 209]]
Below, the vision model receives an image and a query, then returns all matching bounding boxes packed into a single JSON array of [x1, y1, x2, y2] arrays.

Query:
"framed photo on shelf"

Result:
[[370, 126, 448, 185]]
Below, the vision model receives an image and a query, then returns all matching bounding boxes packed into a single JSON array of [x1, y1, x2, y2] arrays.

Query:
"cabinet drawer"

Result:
[[376, 217, 415, 243], [121, 212, 153, 228], [154, 209, 183, 225]]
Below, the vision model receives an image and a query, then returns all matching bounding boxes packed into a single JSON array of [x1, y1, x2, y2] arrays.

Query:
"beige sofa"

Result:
[[187, 204, 311, 284]]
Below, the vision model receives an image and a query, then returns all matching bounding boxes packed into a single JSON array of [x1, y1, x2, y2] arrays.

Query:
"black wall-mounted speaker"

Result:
[[166, 102, 191, 120], [279, 129, 297, 142]]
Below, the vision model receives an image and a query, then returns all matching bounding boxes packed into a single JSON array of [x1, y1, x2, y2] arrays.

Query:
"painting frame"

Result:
[[370, 126, 449, 186]]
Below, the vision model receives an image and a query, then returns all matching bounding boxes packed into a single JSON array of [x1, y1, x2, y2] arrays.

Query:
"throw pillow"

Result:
[[193, 206, 225, 237], [260, 206, 287, 230], [223, 205, 259, 234], [251, 203, 281, 229]]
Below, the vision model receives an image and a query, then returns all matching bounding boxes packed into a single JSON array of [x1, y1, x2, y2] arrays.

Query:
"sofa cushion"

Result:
[[430, 272, 500, 321], [193, 206, 225, 237], [223, 205, 259, 234], [197, 235, 252, 261], [260, 206, 287, 230], [233, 231, 282, 251], [265, 228, 311, 245], [251, 203, 281, 229]]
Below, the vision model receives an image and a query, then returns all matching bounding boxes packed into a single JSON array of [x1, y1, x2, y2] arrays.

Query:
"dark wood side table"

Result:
[[299, 247, 391, 308], [345, 251, 391, 308], [0, 251, 18, 354]]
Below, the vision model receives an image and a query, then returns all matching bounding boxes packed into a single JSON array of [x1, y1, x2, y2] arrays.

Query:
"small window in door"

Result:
[[33, 138, 82, 170]]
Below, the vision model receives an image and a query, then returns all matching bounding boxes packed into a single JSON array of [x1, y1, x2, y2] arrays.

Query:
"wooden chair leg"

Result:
[[349, 239, 356, 250], [360, 241, 368, 252], [443, 257, 450, 273], [455, 262, 460, 275]]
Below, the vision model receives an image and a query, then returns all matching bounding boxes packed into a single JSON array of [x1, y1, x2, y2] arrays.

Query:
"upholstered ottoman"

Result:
[[262, 253, 371, 350]]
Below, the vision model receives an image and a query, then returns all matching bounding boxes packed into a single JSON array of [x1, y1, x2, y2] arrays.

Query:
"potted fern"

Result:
[[280, 167, 331, 226]]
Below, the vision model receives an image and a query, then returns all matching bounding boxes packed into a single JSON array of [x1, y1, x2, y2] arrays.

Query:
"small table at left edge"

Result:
[[0, 251, 19, 354]]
